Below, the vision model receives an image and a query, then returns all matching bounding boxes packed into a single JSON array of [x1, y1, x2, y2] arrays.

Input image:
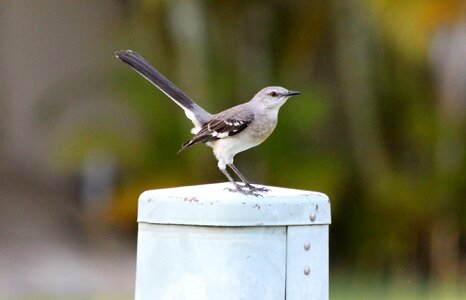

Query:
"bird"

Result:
[[115, 50, 300, 196]]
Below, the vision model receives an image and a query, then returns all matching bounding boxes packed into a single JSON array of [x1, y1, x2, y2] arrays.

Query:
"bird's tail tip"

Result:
[[115, 49, 137, 60]]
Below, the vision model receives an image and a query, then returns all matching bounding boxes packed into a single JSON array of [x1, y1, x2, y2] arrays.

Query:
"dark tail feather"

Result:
[[115, 50, 197, 109]]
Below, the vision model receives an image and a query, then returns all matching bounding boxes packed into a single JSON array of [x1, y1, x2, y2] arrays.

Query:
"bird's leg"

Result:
[[228, 164, 251, 185], [220, 168, 243, 191], [220, 168, 261, 197], [228, 164, 270, 193]]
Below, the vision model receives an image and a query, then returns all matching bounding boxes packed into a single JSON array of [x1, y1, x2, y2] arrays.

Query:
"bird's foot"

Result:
[[224, 186, 263, 197], [242, 183, 270, 193]]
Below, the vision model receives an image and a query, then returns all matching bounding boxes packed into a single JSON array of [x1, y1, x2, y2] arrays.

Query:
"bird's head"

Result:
[[251, 86, 300, 110]]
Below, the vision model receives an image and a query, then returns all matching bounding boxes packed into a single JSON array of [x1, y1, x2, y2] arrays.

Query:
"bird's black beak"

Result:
[[286, 90, 301, 96]]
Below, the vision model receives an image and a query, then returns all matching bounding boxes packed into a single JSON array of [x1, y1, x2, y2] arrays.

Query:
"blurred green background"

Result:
[[0, 0, 465, 299]]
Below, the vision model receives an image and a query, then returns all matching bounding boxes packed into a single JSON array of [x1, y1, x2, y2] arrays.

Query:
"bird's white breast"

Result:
[[208, 110, 278, 166]]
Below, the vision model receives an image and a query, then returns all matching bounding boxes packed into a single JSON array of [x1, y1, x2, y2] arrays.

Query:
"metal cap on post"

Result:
[[135, 183, 331, 300]]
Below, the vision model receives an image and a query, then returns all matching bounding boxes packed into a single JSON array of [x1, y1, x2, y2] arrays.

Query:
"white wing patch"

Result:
[[216, 132, 229, 138], [181, 114, 254, 150]]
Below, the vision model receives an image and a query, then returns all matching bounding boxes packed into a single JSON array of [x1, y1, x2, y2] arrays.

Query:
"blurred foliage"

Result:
[[331, 273, 466, 300], [368, 0, 466, 62], [40, 0, 466, 284]]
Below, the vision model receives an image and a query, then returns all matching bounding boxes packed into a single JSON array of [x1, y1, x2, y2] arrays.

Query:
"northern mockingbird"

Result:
[[116, 50, 300, 196]]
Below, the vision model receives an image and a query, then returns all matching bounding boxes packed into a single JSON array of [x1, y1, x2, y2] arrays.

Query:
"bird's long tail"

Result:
[[115, 50, 211, 129]]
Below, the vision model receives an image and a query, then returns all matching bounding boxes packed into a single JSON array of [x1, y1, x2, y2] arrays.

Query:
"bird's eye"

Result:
[[269, 91, 278, 97]]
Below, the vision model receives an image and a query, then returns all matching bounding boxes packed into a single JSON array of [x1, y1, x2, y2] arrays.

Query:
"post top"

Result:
[[138, 182, 331, 227]]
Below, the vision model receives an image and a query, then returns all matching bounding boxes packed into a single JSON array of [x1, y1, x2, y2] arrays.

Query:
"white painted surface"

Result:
[[286, 226, 329, 300], [138, 182, 330, 226], [136, 183, 331, 300], [136, 224, 286, 300]]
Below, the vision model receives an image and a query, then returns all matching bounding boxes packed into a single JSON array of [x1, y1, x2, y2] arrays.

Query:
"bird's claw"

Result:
[[243, 184, 270, 193], [224, 183, 269, 197], [224, 186, 263, 197]]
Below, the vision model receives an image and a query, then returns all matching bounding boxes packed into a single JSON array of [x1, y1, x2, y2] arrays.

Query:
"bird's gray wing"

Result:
[[180, 106, 254, 150]]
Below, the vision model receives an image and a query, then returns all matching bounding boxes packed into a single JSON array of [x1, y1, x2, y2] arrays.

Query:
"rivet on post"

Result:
[[304, 265, 310, 276], [304, 242, 311, 251], [309, 212, 317, 222]]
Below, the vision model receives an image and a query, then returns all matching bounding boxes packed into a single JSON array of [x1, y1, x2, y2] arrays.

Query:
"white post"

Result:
[[135, 183, 331, 300]]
